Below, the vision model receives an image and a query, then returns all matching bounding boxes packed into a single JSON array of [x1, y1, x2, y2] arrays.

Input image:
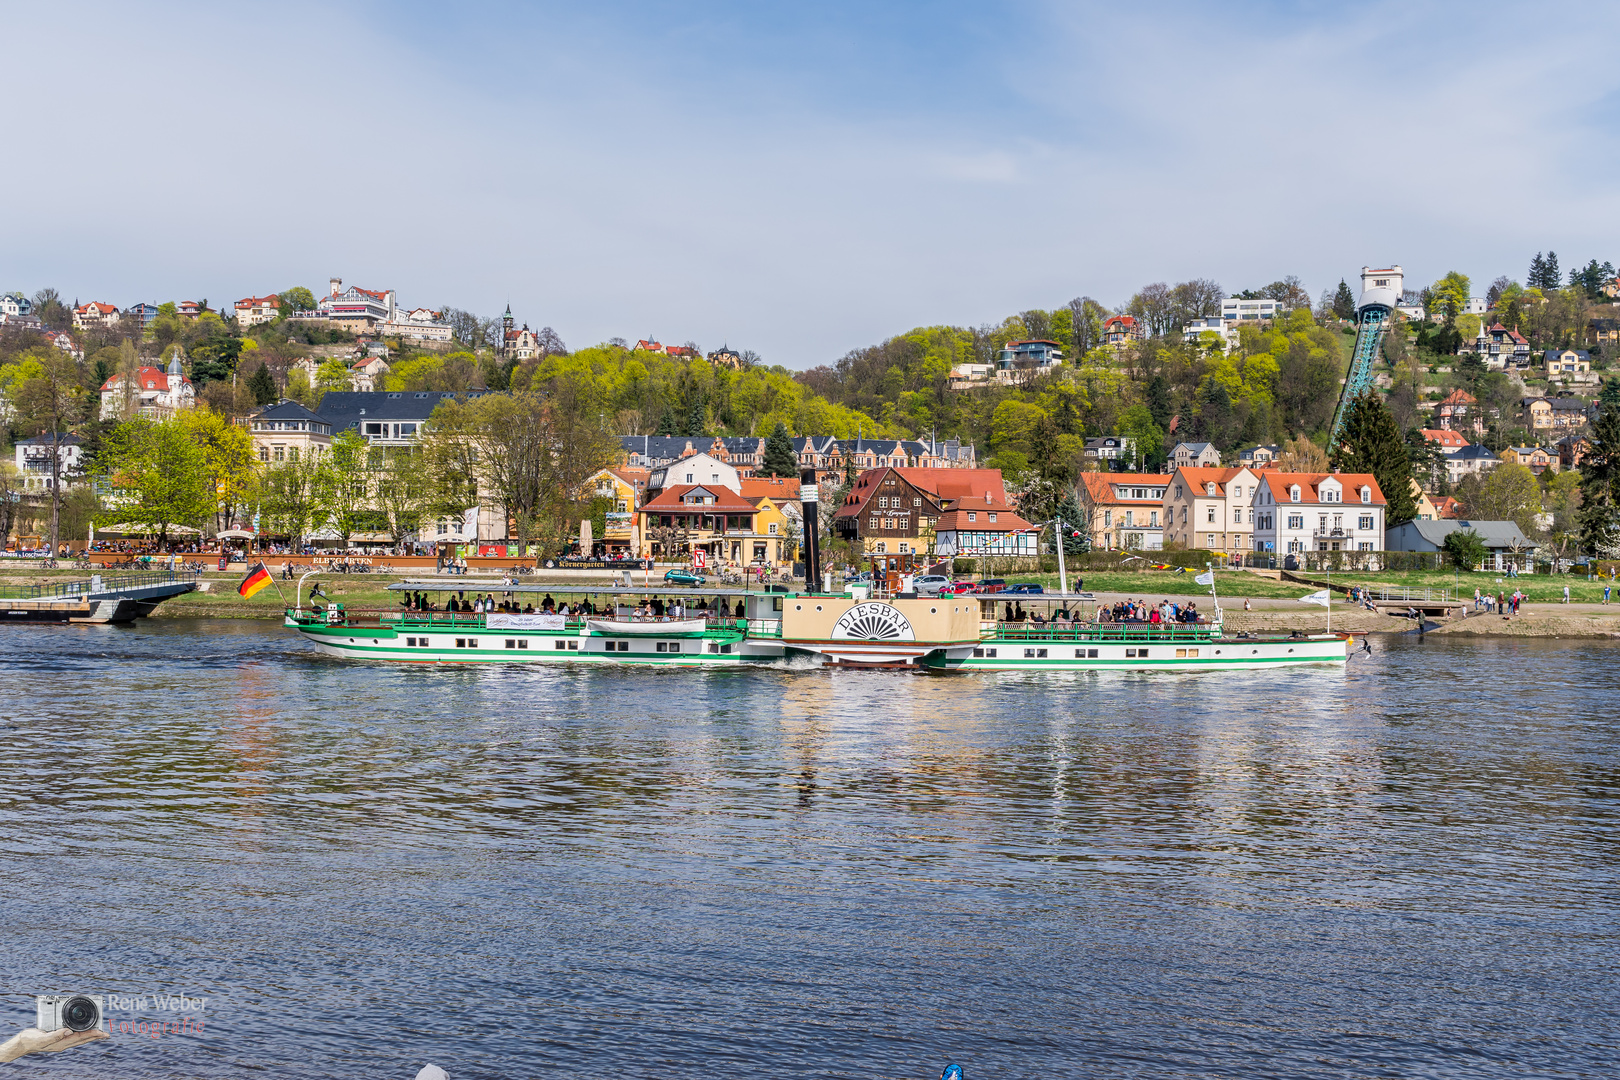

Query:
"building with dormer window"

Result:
[[1076, 472, 1171, 550], [1251, 472, 1386, 554], [73, 301, 120, 331], [1162, 467, 1261, 553]]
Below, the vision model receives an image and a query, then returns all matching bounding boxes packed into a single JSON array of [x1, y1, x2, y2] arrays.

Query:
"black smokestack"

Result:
[[799, 468, 820, 594]]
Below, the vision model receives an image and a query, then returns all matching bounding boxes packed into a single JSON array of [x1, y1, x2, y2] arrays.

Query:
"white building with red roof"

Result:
[[73, 301, 120, 331], [235, 294, 282, 327], [382, 306, 453, 342], [1252, 471, 1386, 554], [99, 354, 195, 420], [291, 277, 397, 332]]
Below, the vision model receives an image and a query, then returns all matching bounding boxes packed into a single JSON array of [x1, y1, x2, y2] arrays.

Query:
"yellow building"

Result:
[[583, 468, 642, 553]]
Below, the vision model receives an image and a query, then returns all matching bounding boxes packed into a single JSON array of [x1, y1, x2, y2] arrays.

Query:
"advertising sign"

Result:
[[693, 549, 707, 569]]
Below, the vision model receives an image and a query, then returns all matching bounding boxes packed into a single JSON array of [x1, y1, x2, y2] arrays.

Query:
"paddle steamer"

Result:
[[283, 579, 1347, 670]]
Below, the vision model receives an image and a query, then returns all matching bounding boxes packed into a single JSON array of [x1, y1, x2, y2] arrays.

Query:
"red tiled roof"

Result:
[[1078, 472, 1173, 504], [935, 505, 1032, 531], [1440, 389, 1478, 406], [1420, 428, 1469, 448], [1259, 471, 1385, 506], [100, 365, 189, 392], [76, 301, 118, 315], [739, 477, 800, 500], [639, 484, 759, 514], [235, 295, 281, 308], [1171, 465, 1249, 496]]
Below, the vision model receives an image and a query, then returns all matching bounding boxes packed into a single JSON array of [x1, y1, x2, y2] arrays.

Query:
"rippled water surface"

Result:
[[1, 619, 1617, 1078]]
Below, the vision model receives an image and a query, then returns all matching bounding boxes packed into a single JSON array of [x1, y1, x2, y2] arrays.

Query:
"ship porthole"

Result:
[[930, 607, 937, 614]]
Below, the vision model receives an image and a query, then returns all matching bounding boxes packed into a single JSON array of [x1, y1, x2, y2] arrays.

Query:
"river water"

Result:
[[1, 619, 1616, 1079]]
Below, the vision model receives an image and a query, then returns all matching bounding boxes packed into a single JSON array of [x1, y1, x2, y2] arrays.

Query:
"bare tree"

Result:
[[1170, 278, 1224, 326], [1127, 282, 1177, 337], [1263, 276, 1311, 311], [13, 349, 86, 554], [1486, 275, 1511, 307], [1066, 297, 1103, 357], [535, 327, 567, 357]]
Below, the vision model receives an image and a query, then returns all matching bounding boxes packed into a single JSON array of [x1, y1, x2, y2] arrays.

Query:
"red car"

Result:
[[937, 582, 977, 596]]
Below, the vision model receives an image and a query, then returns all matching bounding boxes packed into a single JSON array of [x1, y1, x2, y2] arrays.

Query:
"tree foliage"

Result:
[[761, 421, 798, 477], [1579, 400, 1620, 556], [1329, 389, 1417, 525]]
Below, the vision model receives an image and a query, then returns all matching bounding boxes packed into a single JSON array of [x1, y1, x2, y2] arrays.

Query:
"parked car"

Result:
[[846, 570, 874, 583], [663, 568, 706, 587], [937, 582, 977, 595], [974, 578, 1008, 594], [914, 574, 952, 594], [1002, 583, 1044, 595]]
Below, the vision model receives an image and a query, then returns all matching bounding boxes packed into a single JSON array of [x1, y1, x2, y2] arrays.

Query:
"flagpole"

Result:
[[1054, 517, 1068, 596], [1206, 560, 1219, 618], [1326, 562, 1331, 635]]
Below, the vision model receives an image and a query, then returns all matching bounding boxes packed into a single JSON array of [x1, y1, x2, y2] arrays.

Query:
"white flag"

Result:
[[1298, 589, 1330, 607], [1194, 570, 1214, 586]]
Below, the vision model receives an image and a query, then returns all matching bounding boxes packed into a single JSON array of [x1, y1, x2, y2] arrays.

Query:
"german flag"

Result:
[[237, 562, 273, 599]]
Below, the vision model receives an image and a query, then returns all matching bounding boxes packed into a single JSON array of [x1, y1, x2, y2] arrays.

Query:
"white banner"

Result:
[[487, 612, 567, 630], [1297, 589, 1330, 607], [1194, 570, 1215, 585]]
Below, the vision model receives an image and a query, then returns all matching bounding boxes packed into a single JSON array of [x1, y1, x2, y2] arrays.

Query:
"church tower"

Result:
[[502, 304, 514, 358]]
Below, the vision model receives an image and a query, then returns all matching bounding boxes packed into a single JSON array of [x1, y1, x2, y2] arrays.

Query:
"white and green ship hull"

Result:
[[285, 612, 781, 666], [921, 625, 1348, 671]]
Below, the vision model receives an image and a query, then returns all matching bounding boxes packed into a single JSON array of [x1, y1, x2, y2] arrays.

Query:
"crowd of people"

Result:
[[393, 591, 749, 621], [1094, 599, 1206, 625]]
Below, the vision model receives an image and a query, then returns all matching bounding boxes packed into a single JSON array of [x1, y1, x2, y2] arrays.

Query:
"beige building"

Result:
[[247, 400, 333, 462], [1162, 466, 1261, 553], [234, 295, 282, 327]]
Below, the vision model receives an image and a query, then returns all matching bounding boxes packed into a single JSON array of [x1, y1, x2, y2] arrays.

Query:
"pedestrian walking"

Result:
[[1563, 584, 1571, 605]]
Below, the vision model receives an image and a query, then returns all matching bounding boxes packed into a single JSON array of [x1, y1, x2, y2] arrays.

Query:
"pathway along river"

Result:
[[2, 620, 1616, 1079]]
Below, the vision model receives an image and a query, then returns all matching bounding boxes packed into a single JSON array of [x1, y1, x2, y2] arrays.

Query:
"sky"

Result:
[[5, 0, 1620, 368]]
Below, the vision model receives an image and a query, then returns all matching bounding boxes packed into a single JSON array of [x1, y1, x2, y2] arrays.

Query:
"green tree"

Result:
[[1578, 400, 1620, 556], [1332, 279, 1356, 321], [1329, 389, 1417, 525], [247, 361, 277, 405], [1428, 271, 1472, 321], [1442, 528, 1489, 570], [279, 286, 317, 313], [1464, 461, 1541, 534], [761, 421, 798, 477], [188, 335, 242, 388], [259, 452, 323, 547], [655, 405, 677, 436], [318, 431, 372, 544], [1117, 403, 1165, 470], [94, 418, 214, 547], [686, 396, 705, 437]]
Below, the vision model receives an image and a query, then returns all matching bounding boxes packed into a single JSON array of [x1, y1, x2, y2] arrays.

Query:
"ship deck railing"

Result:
[[290, 608, 762, 636], [986, 620, 1221, 643]]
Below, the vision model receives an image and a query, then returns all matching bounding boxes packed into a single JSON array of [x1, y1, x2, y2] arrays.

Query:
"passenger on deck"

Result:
[[542, 594, 555, 612], [523, 603, 534, 613], [734, 600, 745, 618], [1004, 603, 1015, 622]]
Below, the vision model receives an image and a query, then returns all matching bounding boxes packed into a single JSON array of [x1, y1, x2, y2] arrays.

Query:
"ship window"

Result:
[[985, 648, 996, 657], [518, 640, 528, 649], [1125, 648, 1136, 657], [657, 642, 667, 652], [1188, 649, 1198, 657], [456, 638, 466, 647], [1025, 648, 1035, 657], [406, 637, 416, 646], [468, 639, 477, 648], [709, 643, 719, 653], [1037, 649, 1047, 658], [506, 639, 516, 649], [419, 639, 430, 648], [555, 641, 567, 649], [1176, 648, 1186, 657], [974, 648, 984, 658], [568, 640, 579, 650]]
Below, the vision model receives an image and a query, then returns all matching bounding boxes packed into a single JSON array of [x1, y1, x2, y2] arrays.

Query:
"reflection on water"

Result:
[[1, 621, 1617, 1078]]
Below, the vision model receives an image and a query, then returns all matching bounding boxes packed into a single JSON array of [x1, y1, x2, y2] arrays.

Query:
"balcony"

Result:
[[1311, 527, 1348, 539]]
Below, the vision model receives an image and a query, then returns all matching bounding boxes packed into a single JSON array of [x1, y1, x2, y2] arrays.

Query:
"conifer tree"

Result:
[[1528, 252, 1546, 290], [1329, 389, 1416, 525], [1332, 279, 1356, 321], [761, 421, 799, 478], [685, 398, 704, 438], [655, 405, 677, 436], [1578, 402, 1620, 556], [247, 361, 277, 406]]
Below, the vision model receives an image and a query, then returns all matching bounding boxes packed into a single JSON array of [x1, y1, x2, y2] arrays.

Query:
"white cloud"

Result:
[[4, 1, 1620, 368]]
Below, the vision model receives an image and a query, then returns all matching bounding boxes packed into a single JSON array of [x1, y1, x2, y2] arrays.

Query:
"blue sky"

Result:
[[5, 1, 1619, 367]]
